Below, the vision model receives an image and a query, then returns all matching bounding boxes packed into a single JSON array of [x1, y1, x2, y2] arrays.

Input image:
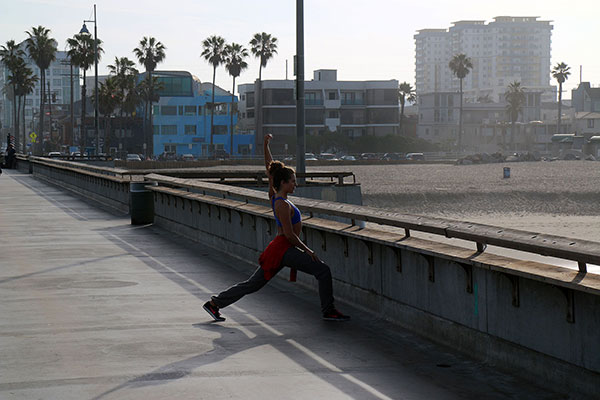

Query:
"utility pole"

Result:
[[295, 0, 306, 182]]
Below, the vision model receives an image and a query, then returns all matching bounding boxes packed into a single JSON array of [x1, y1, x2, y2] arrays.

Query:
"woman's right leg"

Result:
[[280, 247, 335, 313], [211, 266, 273, 309]]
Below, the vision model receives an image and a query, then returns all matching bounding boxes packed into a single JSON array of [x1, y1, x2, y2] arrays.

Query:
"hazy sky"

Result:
[[2, 0, 599, 99]]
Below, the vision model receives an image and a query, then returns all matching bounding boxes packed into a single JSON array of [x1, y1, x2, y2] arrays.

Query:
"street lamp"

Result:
[[80, 4, 99, 155]]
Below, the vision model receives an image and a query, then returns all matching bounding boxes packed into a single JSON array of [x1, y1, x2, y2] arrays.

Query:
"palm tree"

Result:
[[133, 37, 166, 158], [16, 69, 38, 153], [201, 35, 226, 152], [1, 40, 26, 148], [25, 26, 57, 154], [552, 62, 570, 135], [67, 33, 103, 154], [249, 32, 278, 142], [94, 77, 120, 154], [108, 57, 138, 147], [504, 81, 526, 151], [398, 82, 416, 135], [224, 43, 249, 156], [449, 53, 473, 151]]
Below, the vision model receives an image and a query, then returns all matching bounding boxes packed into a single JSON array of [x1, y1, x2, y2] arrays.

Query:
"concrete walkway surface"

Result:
[[0, 170, 567, 399]]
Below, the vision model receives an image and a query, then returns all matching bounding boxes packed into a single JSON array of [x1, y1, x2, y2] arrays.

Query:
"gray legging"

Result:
[[211, 247, 335, 314]]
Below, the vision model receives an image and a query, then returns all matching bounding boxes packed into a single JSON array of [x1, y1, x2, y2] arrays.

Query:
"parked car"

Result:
[[214, 149, 229, 159], [382, 152, 404, 161], [406, 152, 425, 161], [305, 153, 318, 161], [126, 153, 142, 161], [48, 151, 62, 158], [340, 155, 356, 161], [360, 152, 378, 160], [319, 153, 339, 161], [181, 154, 195, 161]]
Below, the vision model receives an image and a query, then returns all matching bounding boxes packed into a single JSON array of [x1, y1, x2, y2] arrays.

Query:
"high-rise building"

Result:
[[415, 17, 554, 102]]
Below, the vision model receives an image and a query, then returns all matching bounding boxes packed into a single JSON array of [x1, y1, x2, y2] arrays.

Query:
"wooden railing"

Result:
[[145, 173, 599, 273]]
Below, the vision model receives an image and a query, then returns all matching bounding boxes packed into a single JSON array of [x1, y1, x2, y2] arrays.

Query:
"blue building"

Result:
[[146, 71, 254, 157]]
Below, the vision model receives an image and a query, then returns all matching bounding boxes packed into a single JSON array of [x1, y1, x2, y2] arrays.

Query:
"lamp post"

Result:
[[80, 4, 99, 155]]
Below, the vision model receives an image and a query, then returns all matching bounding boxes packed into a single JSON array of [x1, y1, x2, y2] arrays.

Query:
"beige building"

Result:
[[415, 17, 555, 102]]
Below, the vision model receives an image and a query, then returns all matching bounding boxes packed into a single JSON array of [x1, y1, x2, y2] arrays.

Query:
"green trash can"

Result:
[[130, 181, 157, 225]]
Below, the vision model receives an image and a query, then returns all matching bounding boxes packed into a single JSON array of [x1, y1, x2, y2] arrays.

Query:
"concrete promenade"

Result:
[[0, 170, 567, 400]]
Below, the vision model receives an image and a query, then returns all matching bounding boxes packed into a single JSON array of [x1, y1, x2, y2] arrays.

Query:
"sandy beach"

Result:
[[322, 161, 600, 243]]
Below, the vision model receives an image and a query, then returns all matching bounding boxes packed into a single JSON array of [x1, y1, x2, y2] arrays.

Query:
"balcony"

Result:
[[324, 99, 341, 109], [305, 99, 324, 106], [341, 99, 365, 106]]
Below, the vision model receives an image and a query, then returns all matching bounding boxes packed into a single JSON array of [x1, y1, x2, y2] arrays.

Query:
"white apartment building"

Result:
[[1, 48, 80, 144], [415, 16, 555, 102]]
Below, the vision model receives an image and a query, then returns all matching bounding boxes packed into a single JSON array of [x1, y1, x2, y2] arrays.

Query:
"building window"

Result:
[[153, 105, 160, 115], [213, 125, 227, 135], [328, 111, 339, 118], [184, 105, 196, 116], [328, 91, 337, 100], [184, 125, 197, 135], [178, 105, 184, 115], [153, 125, 160, 135], [53, 79, 61, 85], [247, 110, 254, 118], [161, 106, 177, 115], [588, 119, 594, 129], [161, 125, 177, 135], [197, 106, 203, 115]]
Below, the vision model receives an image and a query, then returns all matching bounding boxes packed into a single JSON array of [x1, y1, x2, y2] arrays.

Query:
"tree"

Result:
[[249, 32, 278, 143], [504, 81, 526, 151], [201, 35, 226, 153], [133, 37, 166, 158], [13, 62, 38, 153], [108, 57, 138, 149], [1, 40, 26, 150], [552, 62, 570, 135], [449, 53, 473, 151], [94, 77, 120, 153], [398, 82, 416, 135], [67, 33, 103, 154], [25, 26, 57, 154], [224, 43, 249, 156]]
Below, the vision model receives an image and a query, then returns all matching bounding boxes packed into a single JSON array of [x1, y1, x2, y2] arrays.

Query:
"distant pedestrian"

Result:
[[5, 144, 16, 169], [203, 134, 350, 322]]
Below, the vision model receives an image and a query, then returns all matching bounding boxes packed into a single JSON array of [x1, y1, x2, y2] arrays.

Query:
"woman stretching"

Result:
[[203, 134, 350, 322]]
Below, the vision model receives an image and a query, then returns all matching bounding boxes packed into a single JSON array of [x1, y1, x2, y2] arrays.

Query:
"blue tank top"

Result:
[[272, 196, 301, 227]]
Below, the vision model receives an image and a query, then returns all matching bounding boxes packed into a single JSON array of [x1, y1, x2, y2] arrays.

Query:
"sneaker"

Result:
[[203, 301, 225, 322], [322, 309, 350, 321]]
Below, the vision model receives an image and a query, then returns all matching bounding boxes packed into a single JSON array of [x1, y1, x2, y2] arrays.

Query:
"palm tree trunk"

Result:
[[22, 94, 27, 153], [458, 78, 463, 152], [12, 85, 18, 151], [256, 64, 262, 151], [148, 70, 154, 159], [81, 70, 87, 155], [399, 96, 405, 135], [210, 65, 216, 152], [511, 121, 516, 150], [15, 94, 21, 152], [230, 76, 235, 156], [39, 70, 45, 156], [557, 82, 562, 134]]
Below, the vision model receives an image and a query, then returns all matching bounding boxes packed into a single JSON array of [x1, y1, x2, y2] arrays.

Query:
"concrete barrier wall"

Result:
[[150, 185, 600, 398], [24, 159, 600, 397], [30, 158, 131, 213]]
